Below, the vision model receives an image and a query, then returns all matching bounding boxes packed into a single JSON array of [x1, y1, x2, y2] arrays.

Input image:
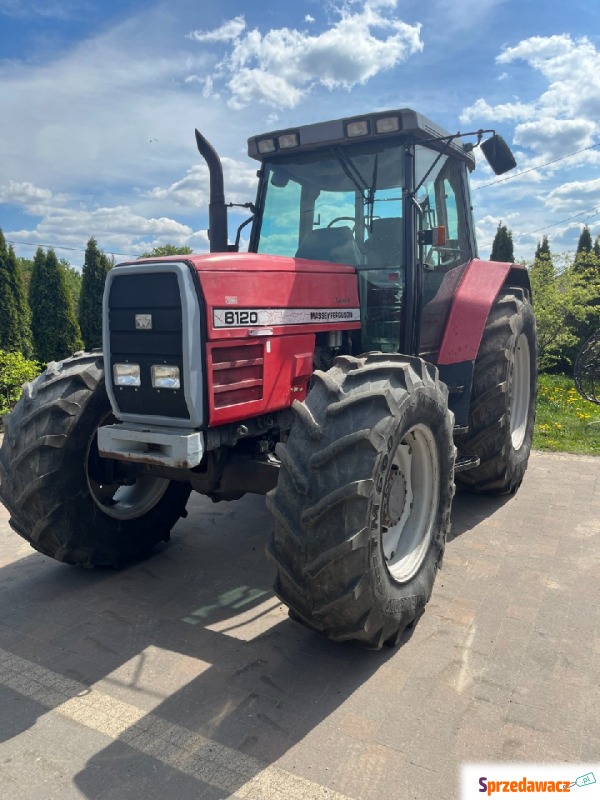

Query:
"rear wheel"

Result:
[[267, 354, 455, 649], [0, 353, 191, 567], [456, 288, 537, 494]]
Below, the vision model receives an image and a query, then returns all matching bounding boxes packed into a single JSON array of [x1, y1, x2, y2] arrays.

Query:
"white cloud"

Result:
[[305, 15, 315, 23], [188, 15, 246, 43], [147, 157, 258, 211], [460, 97, 533, 124], [188, 2, 423, 109], [0, 180, 63, 210], [1, 178, 198, 261], [513, 118, 596, 158], [500, 36, 599, 150], [0, 8, 222, 195], [462, 35, 600, 152], [542, 177, 600, 213], [10, 203, 192, 240]]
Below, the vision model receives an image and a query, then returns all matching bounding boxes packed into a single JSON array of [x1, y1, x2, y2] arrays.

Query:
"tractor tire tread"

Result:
[[0, 352, 190, 567]]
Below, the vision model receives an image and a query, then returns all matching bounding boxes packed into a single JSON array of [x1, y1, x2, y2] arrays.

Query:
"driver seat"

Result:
[[364, 218, 403, 267], [295, 226, 364, 266]]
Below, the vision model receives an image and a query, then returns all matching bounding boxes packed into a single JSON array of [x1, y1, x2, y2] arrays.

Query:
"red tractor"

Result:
[[0, 109, 536, 649]]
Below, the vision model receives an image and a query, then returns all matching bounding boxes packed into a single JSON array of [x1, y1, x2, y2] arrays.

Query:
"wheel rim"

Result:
[[86, 421, 170, 521], [382, 424, 439, 583], [510, 332, 531, 450]]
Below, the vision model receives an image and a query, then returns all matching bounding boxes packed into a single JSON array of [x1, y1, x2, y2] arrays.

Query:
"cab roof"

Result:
[[248, 108, 475, 168]]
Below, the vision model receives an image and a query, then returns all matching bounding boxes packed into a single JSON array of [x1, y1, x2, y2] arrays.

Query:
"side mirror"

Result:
[[418, 226, 446, 246], [480, 134, 517, 176]]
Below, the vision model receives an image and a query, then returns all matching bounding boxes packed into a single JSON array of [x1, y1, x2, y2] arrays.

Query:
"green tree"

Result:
[[19, 254, 82, 310], [0, 349, 40, 417], [59, 258, 83, 311], [140, 244, 194, 258], [529, 252, 600, 370], [16, 256, 33, 293], [576, 225, 593, 254], [534, 235, 551, 260], [29, 247, 83, 363], [594, 235, 600, 259], [78, 238, 111, 350], [490, 223, 515, 262], [7, 245, 33, 357], [0, 230, 32, 357], [574, 226, 598, 274]]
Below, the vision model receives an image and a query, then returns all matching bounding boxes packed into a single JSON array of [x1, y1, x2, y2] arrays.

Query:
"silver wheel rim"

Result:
[[382, 424, 439, 583], [510, 332, 531, 450], [86, 428, 170, 521]]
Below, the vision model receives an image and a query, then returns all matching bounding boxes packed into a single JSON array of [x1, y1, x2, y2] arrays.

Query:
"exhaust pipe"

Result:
[[195, 129, 228, 253]]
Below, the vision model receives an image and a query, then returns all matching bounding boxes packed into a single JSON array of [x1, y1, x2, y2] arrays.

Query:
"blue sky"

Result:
[[1, 0, 599, 267]]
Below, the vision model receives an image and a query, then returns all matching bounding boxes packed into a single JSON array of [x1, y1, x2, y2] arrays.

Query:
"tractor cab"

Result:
[[244, 109, 511, 360]]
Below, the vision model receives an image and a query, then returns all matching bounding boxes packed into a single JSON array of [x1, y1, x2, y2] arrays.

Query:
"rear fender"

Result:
[[437, 259, 529, 366], [436, 259, 530, 429]]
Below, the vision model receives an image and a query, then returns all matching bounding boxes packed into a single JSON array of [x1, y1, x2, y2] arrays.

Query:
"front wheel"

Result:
[[267, 354, 455, 650], [0, 353, 191, 567]]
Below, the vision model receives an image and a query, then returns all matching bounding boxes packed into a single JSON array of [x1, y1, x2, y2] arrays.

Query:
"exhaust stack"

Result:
[[195, 129, 228, 253]]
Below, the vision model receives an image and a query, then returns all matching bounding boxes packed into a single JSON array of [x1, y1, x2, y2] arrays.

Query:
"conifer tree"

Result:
[[78, 237, 111, 350], [576, 225, 593, 254], [594, 235, 600, 259], [6, 245, 33, 357], [0, 229, 20, 353], [574, 226, 598, 274], [490, 222, 515, 262], [0, 229, 32, 356], [534, 236, 551, 261], [29, 247, 83, 363]]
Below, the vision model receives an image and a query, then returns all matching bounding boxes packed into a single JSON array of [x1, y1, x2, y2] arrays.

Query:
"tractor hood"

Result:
[[129, 252, 361, 341]]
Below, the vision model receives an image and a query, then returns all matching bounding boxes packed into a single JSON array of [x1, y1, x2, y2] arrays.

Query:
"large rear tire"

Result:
[[0, 353, 191, 567], [266, 354, 455, 650], [456, 288, 537, 494]]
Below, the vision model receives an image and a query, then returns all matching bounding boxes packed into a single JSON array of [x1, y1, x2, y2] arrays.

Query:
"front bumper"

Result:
[[97, 423, 205, 469]]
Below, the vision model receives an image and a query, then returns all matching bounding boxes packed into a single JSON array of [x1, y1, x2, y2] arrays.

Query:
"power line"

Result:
[[474, 143, 600, 190], [5, 238, 135, 259], [528, 206, 600, 235], [479, 204, 600, 250]]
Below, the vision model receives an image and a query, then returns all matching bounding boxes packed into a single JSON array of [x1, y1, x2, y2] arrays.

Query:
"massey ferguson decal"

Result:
[[213, 308, 360, 328]]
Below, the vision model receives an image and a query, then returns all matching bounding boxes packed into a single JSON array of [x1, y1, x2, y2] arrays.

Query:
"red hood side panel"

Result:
[[190, 253, 361, 340]]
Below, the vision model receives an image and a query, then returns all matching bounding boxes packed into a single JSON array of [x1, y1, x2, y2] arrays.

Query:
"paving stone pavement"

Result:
[[0, 450, 598, 800]]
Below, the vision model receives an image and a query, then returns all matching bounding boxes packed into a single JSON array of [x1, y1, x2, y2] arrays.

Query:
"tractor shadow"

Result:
[[0, 485, 508, 798], [448, 487, 513, 543]]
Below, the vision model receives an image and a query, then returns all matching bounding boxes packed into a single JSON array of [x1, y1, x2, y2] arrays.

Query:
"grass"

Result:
[[533, 373, 600, 455]]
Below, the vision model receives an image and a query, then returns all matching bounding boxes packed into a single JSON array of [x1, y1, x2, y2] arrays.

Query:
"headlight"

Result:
[[346, 119, 370, 137], [151, 365, 180, 389], [257, 138, 276, 154], [113, 363, 140, 387], [278, 132, 299, 149], [375, 116, 400, 134]]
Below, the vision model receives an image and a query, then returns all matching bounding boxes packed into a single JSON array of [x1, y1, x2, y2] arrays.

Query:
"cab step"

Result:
[[454, 455, 480, 473]]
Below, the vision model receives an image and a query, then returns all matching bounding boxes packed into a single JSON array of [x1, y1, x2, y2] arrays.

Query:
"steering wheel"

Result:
[[327, 217, 356, 228]]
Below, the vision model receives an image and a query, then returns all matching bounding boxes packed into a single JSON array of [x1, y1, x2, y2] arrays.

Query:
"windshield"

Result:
[[252, 139, 473, 357], [255, 142, 405, 268]]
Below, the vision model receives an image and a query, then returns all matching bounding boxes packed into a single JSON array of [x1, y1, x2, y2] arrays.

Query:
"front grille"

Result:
[[211, 343, 264, 408], [108, 272, 189, 420]]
